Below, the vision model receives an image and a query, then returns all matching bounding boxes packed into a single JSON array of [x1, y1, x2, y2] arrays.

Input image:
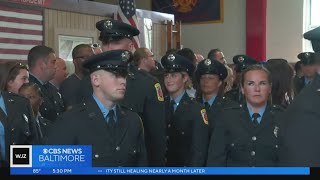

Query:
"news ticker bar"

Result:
[[10, 167, 310, 175]]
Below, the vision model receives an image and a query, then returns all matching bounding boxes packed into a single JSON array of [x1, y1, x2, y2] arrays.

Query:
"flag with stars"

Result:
[[115, 0, 140, 50]]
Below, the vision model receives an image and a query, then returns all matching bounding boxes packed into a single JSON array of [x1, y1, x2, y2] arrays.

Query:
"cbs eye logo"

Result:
[[10, 145, 32, 167]]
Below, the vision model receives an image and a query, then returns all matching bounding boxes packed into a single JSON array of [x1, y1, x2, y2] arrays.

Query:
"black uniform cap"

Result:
[[195, 59, 228, 81], [96, 19, 140, 43], [83, 49, 131, 74], [161, 53, 195, 77], [297, 52, 317, 65], [303, 26, 320, 52], [233, 55, 259, 73]]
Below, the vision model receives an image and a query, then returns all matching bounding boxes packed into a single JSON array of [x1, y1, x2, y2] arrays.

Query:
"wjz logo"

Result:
[[10, 145, 32, 167]]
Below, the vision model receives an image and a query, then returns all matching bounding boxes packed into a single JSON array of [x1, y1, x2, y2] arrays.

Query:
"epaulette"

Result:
[[6, 91, 29, 102], [271, 104, 285, 112], [119, 104, 134, 112], [137, 69, 159, 83], [69, 102, 87, 112], [221, 102, 243, 111]]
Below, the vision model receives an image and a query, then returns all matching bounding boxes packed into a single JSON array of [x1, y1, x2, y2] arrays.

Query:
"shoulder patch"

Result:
[[200, 109, 209, 125], [154, 83, 164, 102]]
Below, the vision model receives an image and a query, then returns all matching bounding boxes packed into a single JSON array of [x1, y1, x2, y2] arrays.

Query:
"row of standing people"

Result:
[[1, 18, 320, 167]]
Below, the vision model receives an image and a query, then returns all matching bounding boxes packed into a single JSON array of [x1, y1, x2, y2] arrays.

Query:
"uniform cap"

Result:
[[161, 53, 195, 77], [233, 55, 259, 72], [96, 19, 140, 42], [303, 26, 320, 52], [195, 59, 228, 81], [297, 52, 316, 65], [83, 49, 131, 73]]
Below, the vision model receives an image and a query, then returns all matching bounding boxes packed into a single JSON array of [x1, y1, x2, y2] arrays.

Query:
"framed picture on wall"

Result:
[[58, 35, 93, 61], [152, 0, 224, 24], [54, 28, 99, 61]]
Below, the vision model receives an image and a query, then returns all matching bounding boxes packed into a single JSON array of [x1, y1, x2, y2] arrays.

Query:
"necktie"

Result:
[[169, 100, 175, 121], [204, 102, 210, 111], [252, 113, 261, 126], [107, 110, 116, 127], [107, 110, 116, 137]]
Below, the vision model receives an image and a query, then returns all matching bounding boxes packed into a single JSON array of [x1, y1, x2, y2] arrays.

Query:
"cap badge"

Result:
[[104, 20, 113, 30], [238, 56, 244, 62], [121, 51, 130, 62], [204, 59, 211, 66], [305, 52, 310, 58], [168, 54, 175, 61]]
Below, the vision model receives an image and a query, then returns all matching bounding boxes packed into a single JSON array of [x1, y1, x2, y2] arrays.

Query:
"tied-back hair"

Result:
[[240, 64, 273, 104], [240, 64, 272, 87], [0, 62, 29, 91], [264, 59, 294, 108]]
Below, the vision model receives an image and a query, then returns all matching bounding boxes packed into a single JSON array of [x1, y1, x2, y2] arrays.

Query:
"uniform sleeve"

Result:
[[189, 104, 210, 166], [136, 117, 148, 166], [59, 79, 78, 110], [143, 82, 167, 166], [46, 113, 77, 145], [206, 111, 227, 167], [25, 102, 40, 145]]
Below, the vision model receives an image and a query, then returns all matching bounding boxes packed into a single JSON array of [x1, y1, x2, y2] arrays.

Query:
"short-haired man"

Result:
[[47, 50, 147, 167], [94, 19, 167, 166], [27, 45, 59, 121], [59, 44, 94, 110]]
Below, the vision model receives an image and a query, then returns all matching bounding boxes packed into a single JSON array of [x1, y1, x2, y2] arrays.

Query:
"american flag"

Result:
[[115, 0, 140, 50], [0, 5, 43, 62]]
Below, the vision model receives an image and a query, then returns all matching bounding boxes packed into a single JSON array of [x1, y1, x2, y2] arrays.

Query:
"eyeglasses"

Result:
[[91, 43, 101, 49], [9, 62, 29, 71]]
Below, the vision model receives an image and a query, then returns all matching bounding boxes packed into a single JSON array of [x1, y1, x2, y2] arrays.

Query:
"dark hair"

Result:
[[19, 82, 42, 97], [294, 61, 302, 73], [264, 59, 294, 107], [241, 64, 272, 87], [72, 44, 92, 59], [207, 48, 221, 60], [165, 48, 177, 55], [27, 45, 55, 69], [0, 62, 29, 91], [176, 48, 196, 64]]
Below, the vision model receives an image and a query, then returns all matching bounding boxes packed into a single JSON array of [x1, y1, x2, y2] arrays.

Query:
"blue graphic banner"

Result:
[[10, 145, 92, 168], [11, 167, 310, 175]]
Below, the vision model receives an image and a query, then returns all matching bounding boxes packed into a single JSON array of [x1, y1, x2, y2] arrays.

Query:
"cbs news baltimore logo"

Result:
[[10, 145, 32, 167]]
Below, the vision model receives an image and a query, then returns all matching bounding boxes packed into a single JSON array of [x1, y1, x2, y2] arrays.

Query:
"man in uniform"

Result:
[[207, 65, 284, 166], [93, 19, 166, 166], [0, 90, 39, 167], [294, 52, 319, 94], [278, 26, 320, 166], [47, 57, 67, 114], [47, 50, 147, 167], [27, 45, 61, 122], [224, 55, 259, 103]]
